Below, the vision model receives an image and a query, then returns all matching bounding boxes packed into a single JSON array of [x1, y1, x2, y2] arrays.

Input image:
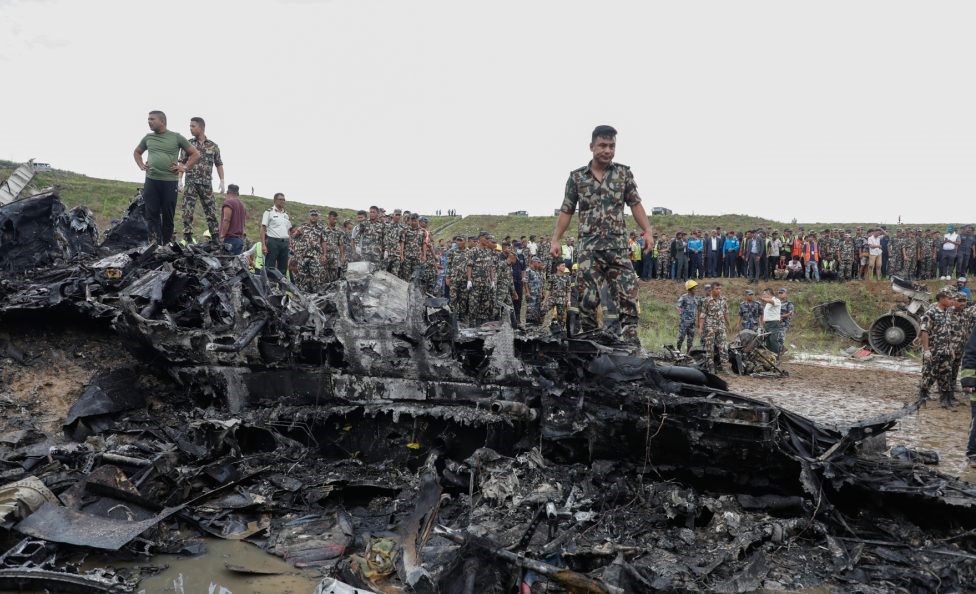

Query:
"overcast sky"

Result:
[[2, 0, 973, 224]]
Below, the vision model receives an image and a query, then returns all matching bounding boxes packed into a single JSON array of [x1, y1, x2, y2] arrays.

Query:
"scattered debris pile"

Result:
[[815, 276, 932, 356], [0, 190, 975, 593]]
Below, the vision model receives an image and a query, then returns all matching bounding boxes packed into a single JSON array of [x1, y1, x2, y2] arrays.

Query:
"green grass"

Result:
[[0, 160, 941, 355], [0, 160, 452, 241], [637, 277, 897, 354]]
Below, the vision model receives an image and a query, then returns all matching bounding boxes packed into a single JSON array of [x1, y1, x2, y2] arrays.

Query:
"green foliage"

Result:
[[637, 278, 895, 354], [0, 163, 451, 241]]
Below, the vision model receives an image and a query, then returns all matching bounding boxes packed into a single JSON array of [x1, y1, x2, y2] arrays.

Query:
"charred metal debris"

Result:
[[0, 189, 975, 593]]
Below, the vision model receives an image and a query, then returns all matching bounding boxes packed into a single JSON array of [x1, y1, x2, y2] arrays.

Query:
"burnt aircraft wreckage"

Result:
[[814, 277, 932, 357], [0, 187, 975, 593]]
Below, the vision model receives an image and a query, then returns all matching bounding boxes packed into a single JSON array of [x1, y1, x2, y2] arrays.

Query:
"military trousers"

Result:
[[676, 322, 695, 352], [577, 246, 639, 340], [702, 325, 730, 372], [921, 351, 955, 394], [181, 181, 219, 239]]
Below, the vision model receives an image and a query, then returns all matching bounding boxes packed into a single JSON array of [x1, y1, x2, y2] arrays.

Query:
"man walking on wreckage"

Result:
[[550, 125, 653, 346]]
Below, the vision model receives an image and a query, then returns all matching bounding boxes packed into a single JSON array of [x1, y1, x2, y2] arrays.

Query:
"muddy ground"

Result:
[[726, 360, 976, 480]]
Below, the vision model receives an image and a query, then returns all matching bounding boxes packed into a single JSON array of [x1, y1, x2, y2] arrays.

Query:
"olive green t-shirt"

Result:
[[138, 130, 192, 181]]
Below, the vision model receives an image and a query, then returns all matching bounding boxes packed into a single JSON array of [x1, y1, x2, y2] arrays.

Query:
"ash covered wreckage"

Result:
[[0, 186, 975, 594]]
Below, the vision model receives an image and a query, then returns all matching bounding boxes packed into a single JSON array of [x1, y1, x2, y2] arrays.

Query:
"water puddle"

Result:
[[790, 351, 921, 374], [1, 538, 324, 594]]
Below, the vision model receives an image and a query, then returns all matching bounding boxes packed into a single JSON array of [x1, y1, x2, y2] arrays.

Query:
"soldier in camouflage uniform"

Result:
[[178, 117, 224, 243], [889, 230, 903, 278], [523, 256, 545, 326], [342, 219, 354, 274], [698, 282, 732, 373], [675, 280, 698, 352], [696, 283, 712, 348], [919, 287, 962, 407], [903, 229, 920, 280], [356, 206, 386, 266], [291, 210, 327, 294], [919, 231, 937, 279], [466, 232, 498, 325], [738, 289, 761, 331], [550, 126, 654, 345], [399, 214, 426, 284], [322, 211, 346, 283], [496, 250, 518, 325], [657, 234, 672, 279], [545, 262, 572, 327], [778, 288, 795, 346], [839, 231, 856, 281], [383, 210, 405, 275], [539, 238, 553, 282], [448, 237, 470, 323], [951, 294, 976, 391]]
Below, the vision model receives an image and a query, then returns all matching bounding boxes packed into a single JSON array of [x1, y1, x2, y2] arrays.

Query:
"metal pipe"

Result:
[[206, 318, 267, 352]]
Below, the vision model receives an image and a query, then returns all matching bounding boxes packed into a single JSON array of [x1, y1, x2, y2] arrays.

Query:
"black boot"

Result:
[[941, 391, 957, 409]]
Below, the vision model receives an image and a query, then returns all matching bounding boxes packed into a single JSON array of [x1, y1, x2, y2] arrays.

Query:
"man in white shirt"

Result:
[[941, 225, 961, 280], [758, 288, 783, 357], [527, 235, 539, 257], [866, 229, 883, 281], [261, 193, 292, 275]]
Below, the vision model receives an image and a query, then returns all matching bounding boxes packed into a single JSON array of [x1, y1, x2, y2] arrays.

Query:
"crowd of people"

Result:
[[132, 112, 976, 468], [624, 226, 975, 284]]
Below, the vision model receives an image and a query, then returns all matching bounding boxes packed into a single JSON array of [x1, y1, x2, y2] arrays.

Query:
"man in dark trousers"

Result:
[[134, 110, 200, 244], [705, 228, 724, 278]]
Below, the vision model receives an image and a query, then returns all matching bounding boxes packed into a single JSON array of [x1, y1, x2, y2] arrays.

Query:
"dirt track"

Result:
[[727, 361, 976, 479]]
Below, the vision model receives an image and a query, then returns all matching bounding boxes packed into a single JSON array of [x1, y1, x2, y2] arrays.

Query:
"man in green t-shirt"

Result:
[[133, 110, 200, 244]]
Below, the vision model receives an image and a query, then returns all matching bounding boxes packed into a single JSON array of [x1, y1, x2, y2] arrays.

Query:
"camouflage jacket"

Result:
[[957, 306, 976, 350], [180, 137, 222, 184], [384, 222, 404, 258], [496, 258, 514, 299], [739, 300, 761, 330], [699, 297, 728, 330], [293, 223, 325, 258], [840, 237, 855, 259], [920, 303, 959, 356], [524, 268, 543, 301], [676, 293, 698, 326], [903, 237, 919, 261], [467, 247, 496, 285], [780, 300, 795, 331], [402, 227, 425, 260], [448, 248, 468, 283], [547, 273, 571, 303], [323, 225, 345, 263], [356, 219, 385, 260], [560, 162, 641, 251]]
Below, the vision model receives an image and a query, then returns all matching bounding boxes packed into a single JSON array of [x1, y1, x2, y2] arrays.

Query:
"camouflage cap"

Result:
[[937, 286, 959, 299], [745, 289, 755, 295], [393, 209, 402, 215], [420, 216, 429, 222], [308, 209, 320, 216], [531, 256, 541, 263]]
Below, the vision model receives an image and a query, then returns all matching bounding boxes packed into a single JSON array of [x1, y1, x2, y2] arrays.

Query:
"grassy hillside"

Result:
[[2, 160, 929, 355], [2, 160, 954, 244], [0, 161, 453, 240], [636, 277, 900, 355]]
